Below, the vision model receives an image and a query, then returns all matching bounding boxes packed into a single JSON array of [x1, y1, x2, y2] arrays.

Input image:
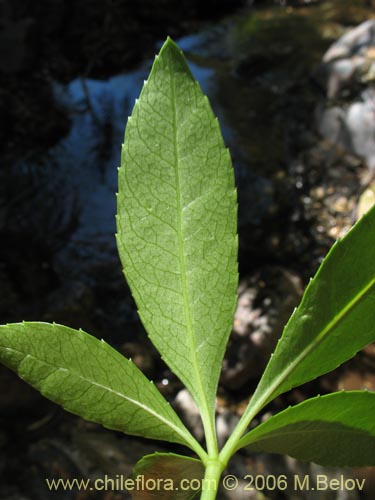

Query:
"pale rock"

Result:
[[174, 389, 204, 442]]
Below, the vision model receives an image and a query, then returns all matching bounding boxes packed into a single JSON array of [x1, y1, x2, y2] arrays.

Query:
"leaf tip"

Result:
[[159, 36, 185, 61]]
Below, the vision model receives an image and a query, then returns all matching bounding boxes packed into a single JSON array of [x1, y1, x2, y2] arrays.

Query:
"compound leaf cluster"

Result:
[[0, 37, 374, 500]]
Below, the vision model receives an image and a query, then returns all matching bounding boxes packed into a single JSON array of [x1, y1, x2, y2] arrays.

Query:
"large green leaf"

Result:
[[129, 452, 204, 499], [237, 391, 375, 466], [242, 204, 375, 418], [0, 322, 200, 452], [117, 38, 238, 423]]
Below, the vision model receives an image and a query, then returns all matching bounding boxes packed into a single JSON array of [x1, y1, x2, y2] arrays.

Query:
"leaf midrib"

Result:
[[244, 273, 375, 422], [168, 61, 215, 444], [242, 427, 371, 448]]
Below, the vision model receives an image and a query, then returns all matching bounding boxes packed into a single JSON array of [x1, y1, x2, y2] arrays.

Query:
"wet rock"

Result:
[[316, 20, 375, 173], [342, 89, 375, 168], [319, 19, 375, 97], [221, 267, 303, 391], [317, 89, 375, 172]]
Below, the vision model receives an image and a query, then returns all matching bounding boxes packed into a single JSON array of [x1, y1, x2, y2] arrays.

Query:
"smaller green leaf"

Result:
[[0, 322, 201, 454], [237, 391, 375, 466], [129, 452, 204, 499], [244, 204, 375, 416]]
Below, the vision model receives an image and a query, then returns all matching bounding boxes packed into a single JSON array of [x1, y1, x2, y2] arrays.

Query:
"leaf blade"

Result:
[[244, 205, 375, 416], [0, 322, 199, 451], [237, 391, 375, 466], [130, 452, 204, 499], [117, 38, 238, 420]]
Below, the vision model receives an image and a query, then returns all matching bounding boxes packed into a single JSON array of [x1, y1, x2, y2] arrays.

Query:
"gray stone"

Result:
[[323, 20, 375, 63], [318, 19, 375, 98], [316, 20, 375, 177], [174, 389, 204, 442], [317, 89, 375, 172], [345, 89, 375, 169]]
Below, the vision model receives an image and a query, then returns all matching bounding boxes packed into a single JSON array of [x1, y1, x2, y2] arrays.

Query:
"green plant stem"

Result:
[[201, 413, 219, 458], [200, 457, 223, 500], [219, 340, 322, 464], [185, 433, 209, 464], [169, 59, 219, 461], [219, 396, 265, 466]]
